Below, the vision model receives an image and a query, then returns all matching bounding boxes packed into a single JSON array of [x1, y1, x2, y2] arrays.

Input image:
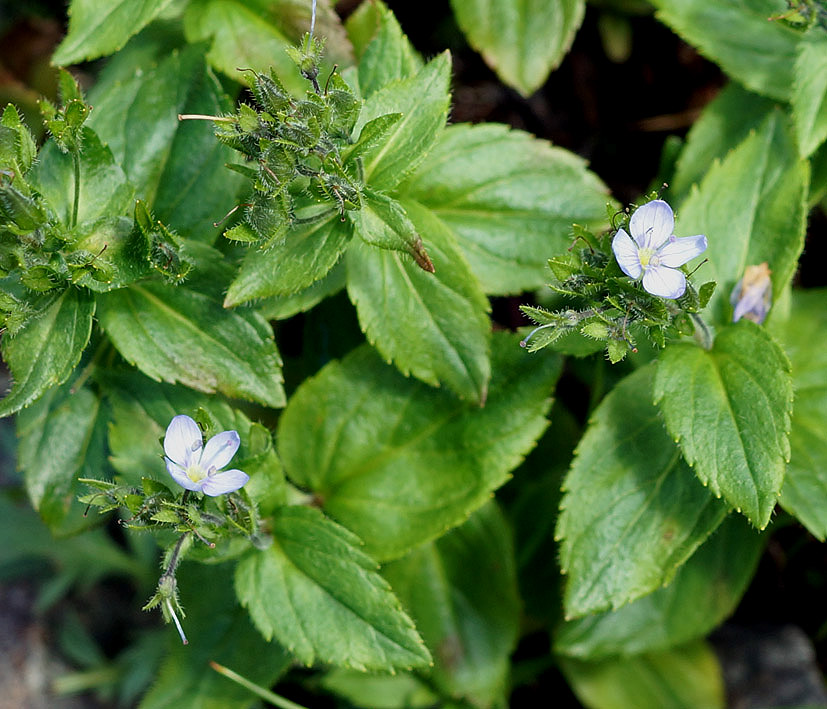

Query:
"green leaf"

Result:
[[560, 639, 725, 709], [139, 562, 290, 709], [556, 513, 765, 659], [88, 45, 242, 241], [17, 382, 106, 531], [346, 200, 491, 402], [183, 0, 307, 94], [224, 212, 348, 306], [321, 670, 436, 709], [254, 260, 346, 321], [670, 83, 775, 204], [97, 283, 285, 408], [401, 123, 610, 294], [650, 0, 800, 101], [449, 0, 584, 96], [235, 505, 430, 671], [52, 0, 178, 65], [0, 288, 95, 417], [356, 2, 421, 97], [792, 28, 827, 158], [277, 333, 560, 561], [773, 289, 827, 538], [654, 321, 792, 529], [356, 51, 451, 190], [382, 502, 519, 708], [557, 364, 728, 619], [0, 103, 36, 173], [675, 112, 808, 327], [31, 127, 134, 226]]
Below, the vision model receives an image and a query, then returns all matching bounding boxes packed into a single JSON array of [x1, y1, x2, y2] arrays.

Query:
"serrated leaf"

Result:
[[450, 0, 584, 96], [382, 502, 519, 708], [355, 51, 451, 190], [97, 283, 285, 408], [792, 28, 827, 158], [356, 2, 422, 96], [88, 45, 242, 241], [255, 260, 347, 321], [346, 200, 491, 402], [30, 127, 134, 226], [0, 104, 36, 173], [277, 333, 560, 561], [654, 321, 792, 529], [400, 123, 610, 294], [224, 212, 348, 306], [139, 563, 290, 709], [650, 0, 800, 101], [52, 0, 178, 65], [557, 364, 728, 619], [235, 505, 430, 671], [670, 83, 775, 204], [773, 289, 827, 538], [675, 112, 808, 326], [17, 382, 106, 531], [556, 513, 765, 659], [0, 287, 95, 417], [560, 639, 725, 709], [183, 0, 306, 95]]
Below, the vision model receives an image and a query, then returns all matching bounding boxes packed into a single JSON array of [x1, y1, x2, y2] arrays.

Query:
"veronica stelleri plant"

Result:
[[520, 196, 715, 362]]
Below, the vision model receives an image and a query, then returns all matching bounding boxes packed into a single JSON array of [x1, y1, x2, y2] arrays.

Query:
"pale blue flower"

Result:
[[730, 262, 772, 323], [612, 200, 707, 299], [163, 415, 249, 496]]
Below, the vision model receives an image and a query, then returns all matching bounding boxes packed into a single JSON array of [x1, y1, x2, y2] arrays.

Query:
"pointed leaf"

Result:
[[654, 321, 793, 529], [277, 333, 561, 561], [557, 364, 728, 619], [346, 200, 491, 402], [235, 505, 431, 671], [356, 2, 421, 97], [254, 261, 346, 321], [356, 52, 451, 190], [225, 212, 349, 306], [670, 83, 775, 203], [97, 283, 285, 407], [774, 289, 827, 538], [675, 112, 808, 326], [382, 502, 519, 708], [449, 0, 584, 96], [88, 45, 242, 241], [556, 513, 765, 659], [650, 0, 800, 101], [53, 0, 178, 65], [792, 28, 827, 158], [401, 123, 611, 294], [0, 287, 95, 417]]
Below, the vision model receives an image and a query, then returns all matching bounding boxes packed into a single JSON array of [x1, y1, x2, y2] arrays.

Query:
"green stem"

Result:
[[210, 662, 311, 709], [71, 151, 80, 229], [690, 312, 714, 350]]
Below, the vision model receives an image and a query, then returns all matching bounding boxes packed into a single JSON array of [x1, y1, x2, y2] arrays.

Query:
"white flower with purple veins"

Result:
[[612, 199, 707, 299], [163, 415, 249, 496]]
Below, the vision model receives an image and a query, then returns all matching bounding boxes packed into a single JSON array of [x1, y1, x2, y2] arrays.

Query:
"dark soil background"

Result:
[[1, 0, 827, 707]]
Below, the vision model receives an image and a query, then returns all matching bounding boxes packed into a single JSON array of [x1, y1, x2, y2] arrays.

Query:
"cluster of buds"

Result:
[[521, 198, 715, 362], [186, 33, 364, 248]]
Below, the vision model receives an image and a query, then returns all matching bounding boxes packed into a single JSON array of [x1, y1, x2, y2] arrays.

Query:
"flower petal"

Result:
[[658, 234, 707, 268], [630, 200, 674, 249], [642, 265, 686, 299], [165, 458, 204, 492], [612, 229, 643, 279], [200, 469, 250, 496], [164, 415, 203, 468], [200, 430, 240, 472]]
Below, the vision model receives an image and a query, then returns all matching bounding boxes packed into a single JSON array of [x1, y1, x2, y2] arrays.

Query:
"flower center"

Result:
[[638, 247, 660, 268], [186, 464, 207, 483]]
